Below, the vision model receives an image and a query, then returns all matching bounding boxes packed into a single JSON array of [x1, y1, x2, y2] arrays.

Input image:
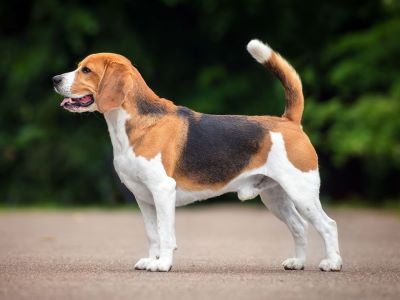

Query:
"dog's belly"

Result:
[[175, 172, 278, 206]]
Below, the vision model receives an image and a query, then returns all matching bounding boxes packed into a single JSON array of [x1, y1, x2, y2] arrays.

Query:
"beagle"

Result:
[[53, 39, 342, 272]]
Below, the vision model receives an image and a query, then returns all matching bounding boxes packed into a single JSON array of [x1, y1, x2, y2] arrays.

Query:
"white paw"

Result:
[[134, 258, 157, 270], [282, 258, 305, 270], [146, 258, 172, 272], [319, 257, 342, 272]]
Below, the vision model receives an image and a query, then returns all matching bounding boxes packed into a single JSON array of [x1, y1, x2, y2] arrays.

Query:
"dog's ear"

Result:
[[95, 62, 132, 113]]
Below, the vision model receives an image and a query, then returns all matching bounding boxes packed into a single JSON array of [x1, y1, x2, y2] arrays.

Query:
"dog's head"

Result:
[[53, 53, 133, 113]]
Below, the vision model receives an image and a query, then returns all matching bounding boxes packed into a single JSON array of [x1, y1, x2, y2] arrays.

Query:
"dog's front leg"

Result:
[[134, 200, 160, 270], [146, 180, 177, 272]]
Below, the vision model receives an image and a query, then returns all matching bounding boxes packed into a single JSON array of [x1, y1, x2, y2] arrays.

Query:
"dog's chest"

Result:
[[104, 108, 166, 198], [104, 109, 137, 180]]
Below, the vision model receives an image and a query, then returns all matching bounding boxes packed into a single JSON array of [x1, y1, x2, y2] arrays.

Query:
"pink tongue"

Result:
[[80, 95, 91, 104], [60, 98, 73, 107]]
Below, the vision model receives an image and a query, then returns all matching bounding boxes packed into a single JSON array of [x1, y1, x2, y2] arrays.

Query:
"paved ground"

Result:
[[0, 205, 399, 300]]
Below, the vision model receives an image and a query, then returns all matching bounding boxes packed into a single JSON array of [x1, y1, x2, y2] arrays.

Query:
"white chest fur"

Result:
[[104, 108, 174, 203], [104, 108, 132, 157]]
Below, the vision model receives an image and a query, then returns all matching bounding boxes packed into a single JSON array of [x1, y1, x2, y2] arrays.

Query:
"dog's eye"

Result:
[[81, 67, 91, 74]]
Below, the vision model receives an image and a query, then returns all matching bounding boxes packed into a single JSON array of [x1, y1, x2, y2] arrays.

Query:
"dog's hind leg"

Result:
[[265, 131, 342, 271], [277, 173, 342, 272], [260, 185, 308, 270], [134, 200, 160, 270], [290, 192, 342, 271]]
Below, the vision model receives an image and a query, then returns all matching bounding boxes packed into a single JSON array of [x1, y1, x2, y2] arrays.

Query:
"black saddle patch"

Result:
[[177, 108, 266, 185]]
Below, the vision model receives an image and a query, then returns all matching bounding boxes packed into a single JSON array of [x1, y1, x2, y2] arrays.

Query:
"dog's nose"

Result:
[[52, 75, 63, 85]]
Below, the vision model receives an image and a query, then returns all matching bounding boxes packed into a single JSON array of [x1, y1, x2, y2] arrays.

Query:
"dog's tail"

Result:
[[246, 39, 304, 124]]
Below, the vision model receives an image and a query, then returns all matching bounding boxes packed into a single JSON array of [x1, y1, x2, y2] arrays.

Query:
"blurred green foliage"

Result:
[[0, 0, 399, 206]]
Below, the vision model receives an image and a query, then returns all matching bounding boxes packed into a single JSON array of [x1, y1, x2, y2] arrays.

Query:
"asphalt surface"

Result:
[[1, 205, 399, 300]]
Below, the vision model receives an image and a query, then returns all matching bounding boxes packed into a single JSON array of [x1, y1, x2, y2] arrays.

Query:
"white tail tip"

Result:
[[247, 39, 272, 64]]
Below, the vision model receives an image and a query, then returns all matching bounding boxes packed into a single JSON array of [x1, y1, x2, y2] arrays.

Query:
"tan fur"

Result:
[[123, 100, 186, 177], [282, 128, 318, 172], [264, 52, 304, 124], [70, 53, 130, 99], [68, 52, 318, 191], [246, 116, 318, 174]]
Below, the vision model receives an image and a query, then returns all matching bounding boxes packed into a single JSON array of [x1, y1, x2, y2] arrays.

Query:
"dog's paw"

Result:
[[146, 258, 172, 272], [134, 258, 156, 270], [319, 257, 342, 272], [282, 258, 305, 270]]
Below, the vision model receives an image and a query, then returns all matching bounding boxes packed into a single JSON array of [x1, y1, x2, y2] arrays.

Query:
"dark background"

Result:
[[0, 0, 399, 207]]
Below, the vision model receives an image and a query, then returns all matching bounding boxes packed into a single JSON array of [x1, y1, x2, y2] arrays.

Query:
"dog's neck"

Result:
[[104, 70, 176, 153], [124, 68, 176, 118]]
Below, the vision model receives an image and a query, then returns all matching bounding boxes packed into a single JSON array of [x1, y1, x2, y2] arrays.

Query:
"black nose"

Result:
[[52, 75, 62, 85]]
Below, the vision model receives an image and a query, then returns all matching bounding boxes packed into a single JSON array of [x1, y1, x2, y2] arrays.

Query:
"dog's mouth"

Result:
[[60, 95, 95, 109]]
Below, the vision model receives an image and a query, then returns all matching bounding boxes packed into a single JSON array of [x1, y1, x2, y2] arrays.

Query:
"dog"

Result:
[[53, 39, 342, 272]]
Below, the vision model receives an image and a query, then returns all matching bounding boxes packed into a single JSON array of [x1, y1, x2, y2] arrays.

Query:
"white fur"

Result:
[[54, 71, 79, 98], [104, 108, 342, 272], [260, 185, 307, 270], [247, 39, 272, 64]]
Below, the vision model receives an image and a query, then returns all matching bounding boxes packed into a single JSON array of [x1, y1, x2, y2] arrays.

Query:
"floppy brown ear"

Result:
[[95, 62, 133, 113]]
